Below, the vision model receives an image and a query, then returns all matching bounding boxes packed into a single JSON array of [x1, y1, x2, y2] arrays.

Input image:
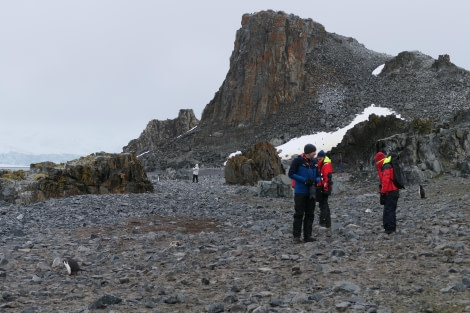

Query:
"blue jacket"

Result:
[[288, 154, 320, 195]]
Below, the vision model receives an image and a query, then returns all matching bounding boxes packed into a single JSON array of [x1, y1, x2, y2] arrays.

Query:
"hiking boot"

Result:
[[293, 237, 302, 244], [304, 237, 316, 243]]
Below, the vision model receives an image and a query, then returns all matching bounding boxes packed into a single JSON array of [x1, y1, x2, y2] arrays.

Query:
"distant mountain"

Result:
[[0, 151, 81, 167]]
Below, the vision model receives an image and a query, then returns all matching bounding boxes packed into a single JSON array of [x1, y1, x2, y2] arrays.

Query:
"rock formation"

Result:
[[329, 114, 408, 171], [123, 109, 199, 154], [224, 141, 284, 185], [329, 110, 470, 182], [127, 10, 470, 178], [0, 152, 153, 204]]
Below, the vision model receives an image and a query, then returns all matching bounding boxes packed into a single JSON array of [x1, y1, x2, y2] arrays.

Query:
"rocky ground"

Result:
[[0, 168, 469, 313]]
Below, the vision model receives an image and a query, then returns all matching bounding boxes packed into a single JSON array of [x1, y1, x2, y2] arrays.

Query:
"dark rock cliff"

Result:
[[126, 10, 470, 173]]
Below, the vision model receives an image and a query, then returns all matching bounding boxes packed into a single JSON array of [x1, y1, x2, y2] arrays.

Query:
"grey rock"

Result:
[[88, 294, 122, 309]]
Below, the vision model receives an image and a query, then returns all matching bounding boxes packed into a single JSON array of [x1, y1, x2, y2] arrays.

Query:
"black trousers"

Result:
[[383, 190, 399, 231], [192, 174, 198, 183], [317, 193, 331, 228], [293, 194, 316, 239]]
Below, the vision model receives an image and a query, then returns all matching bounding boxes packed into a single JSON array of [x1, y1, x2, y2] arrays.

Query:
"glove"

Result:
[[305, 179, 314, 186], [380, 193, 386, 205]]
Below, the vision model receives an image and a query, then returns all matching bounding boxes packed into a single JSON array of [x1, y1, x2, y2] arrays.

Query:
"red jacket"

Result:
[[375, 152, 398, 194], [317, 156, 333, 193]]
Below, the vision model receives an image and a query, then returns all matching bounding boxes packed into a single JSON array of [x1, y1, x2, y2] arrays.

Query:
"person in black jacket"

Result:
[[288, 144, 320, 243]]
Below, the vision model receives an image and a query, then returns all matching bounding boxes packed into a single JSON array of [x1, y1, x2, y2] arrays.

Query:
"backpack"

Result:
[[389, 154, 406, 189]]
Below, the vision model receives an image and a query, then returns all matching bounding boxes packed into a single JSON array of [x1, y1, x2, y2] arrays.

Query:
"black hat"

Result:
[[317, 150, 326, 157], [304, 144, 316, 154]]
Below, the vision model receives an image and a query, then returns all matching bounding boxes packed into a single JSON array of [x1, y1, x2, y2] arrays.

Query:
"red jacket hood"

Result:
[[374, 152, 386, 163]]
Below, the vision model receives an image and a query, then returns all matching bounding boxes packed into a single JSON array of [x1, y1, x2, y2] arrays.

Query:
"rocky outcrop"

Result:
[[130, 10, 470, 172], [224, 141, 284, 185], [123, 109, 199, 155], [0, 153, 153, 204], [329, 110, 470, 183], [201, 11, 321, 129], [330, 114, 408, 171], [376, 122, 470, 183]]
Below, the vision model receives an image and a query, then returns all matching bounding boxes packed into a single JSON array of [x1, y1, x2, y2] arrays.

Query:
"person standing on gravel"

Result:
[[192, 164, 199, 183], [288, 144, 320, 243], [374, 151, 399, 234], [316, 150, 332, 228]]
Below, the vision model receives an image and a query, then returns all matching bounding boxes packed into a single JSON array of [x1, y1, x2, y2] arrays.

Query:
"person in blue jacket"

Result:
[[288, 144, 320, 243]]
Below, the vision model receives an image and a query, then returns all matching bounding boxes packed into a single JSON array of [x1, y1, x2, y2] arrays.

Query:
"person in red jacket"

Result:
[[374, 151, 399, 234], [316, 150, 332, 228]]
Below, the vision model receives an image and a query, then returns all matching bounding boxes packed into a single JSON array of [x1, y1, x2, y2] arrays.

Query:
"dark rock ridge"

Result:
[[329, 110, 470, 183], [123, 109, 199, 154], [0, 152, 153, 204], [125, 10, 470, 173]]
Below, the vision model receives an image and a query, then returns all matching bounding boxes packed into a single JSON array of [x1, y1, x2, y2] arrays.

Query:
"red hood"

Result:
[[374, 152, 386, 163]]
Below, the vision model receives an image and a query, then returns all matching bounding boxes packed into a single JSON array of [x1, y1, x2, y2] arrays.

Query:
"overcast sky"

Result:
[[1, 0, 469, 155]]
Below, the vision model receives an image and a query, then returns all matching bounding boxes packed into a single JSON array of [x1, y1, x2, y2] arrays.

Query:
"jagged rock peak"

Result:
[[201, 10, 326, 128], [123, 109, 199, 154]]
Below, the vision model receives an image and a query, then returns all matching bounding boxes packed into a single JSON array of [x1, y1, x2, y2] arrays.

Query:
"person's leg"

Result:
[[293, 194, 307, 239], [383, 193, 398, 233], [319, 195, 331, 228], [303, 198, 315, 239]]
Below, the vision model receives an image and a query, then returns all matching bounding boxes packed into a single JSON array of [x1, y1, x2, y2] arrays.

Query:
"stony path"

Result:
[[1, 171, 469, 312]]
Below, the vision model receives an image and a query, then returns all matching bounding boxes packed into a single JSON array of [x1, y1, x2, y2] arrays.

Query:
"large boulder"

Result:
[[225, 141, 285, 185], [0, 152, 154, 204], [258, 174, 293, 198]]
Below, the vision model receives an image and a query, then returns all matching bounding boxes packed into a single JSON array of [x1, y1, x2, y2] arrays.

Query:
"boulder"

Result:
[[225, 141, 284, 185], [258, 174, 293, 198]]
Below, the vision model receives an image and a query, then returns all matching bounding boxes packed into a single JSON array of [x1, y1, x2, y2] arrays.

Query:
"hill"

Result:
[[123, 10, 470, 175]]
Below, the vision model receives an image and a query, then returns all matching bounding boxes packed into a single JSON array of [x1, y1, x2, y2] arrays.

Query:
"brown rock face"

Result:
[[201, 11, 323, 128], [224, 141, 284, 185], [123, 109, 199, 154], [0, 153, 153, 204]]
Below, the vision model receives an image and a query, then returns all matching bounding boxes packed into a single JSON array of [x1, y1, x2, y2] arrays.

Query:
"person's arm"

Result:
[[288, 158, 308, 184]]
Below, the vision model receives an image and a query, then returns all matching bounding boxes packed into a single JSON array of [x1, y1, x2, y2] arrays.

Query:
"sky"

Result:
[[1, 0, 469, 156]]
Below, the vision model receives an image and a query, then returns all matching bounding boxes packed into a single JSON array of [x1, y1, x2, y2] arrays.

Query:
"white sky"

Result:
[[1, 0, 469, 155]]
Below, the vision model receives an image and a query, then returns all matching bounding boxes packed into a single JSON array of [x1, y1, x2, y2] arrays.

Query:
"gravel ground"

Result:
[[0, 169, 469, 312]]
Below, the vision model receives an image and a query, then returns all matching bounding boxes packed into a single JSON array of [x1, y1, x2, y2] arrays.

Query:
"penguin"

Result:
[[63, 258, 83, 275], [419, 185, 426, 199]]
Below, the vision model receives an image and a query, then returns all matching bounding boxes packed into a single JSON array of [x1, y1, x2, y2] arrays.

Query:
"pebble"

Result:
[[0, 171, 469, 312]]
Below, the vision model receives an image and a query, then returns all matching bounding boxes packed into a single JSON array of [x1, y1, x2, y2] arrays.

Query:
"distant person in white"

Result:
[[192, 164, 199, 183]]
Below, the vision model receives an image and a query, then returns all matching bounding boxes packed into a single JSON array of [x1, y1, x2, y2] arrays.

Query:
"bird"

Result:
[[419, 185, 426, 199], [63, 258, 83, 275]]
